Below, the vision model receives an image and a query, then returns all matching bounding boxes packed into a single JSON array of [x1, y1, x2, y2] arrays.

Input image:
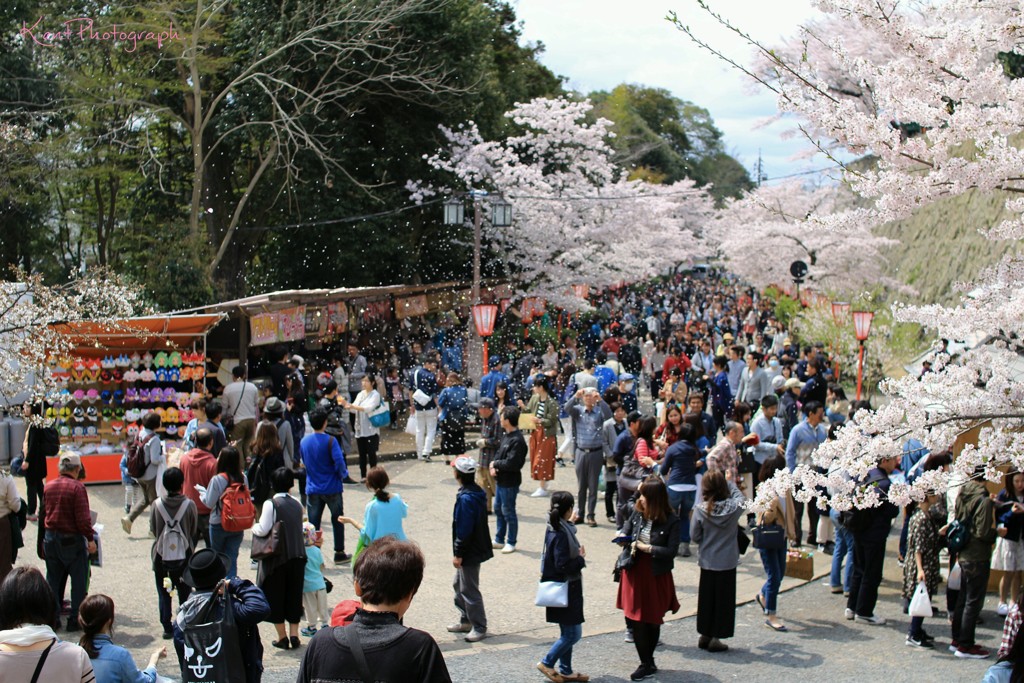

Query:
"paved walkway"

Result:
[[11, 454, 997, 682]]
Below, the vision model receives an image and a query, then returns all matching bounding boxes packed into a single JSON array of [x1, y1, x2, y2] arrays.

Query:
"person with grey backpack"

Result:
[[150, 467, 198, 639]]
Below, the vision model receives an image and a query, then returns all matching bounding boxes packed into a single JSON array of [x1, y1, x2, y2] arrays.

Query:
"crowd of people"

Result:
[[1, 269, 1023, 682]]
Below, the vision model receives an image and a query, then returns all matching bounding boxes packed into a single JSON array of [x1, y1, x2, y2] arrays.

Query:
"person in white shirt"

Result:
[[736, 352, 771, 412], [340, 375, 383, 481], [222, 365, 260, 460]]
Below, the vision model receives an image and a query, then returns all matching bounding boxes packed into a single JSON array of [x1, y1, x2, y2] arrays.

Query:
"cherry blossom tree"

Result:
[[410, 97, 715, 310], [671, 0, 1024, 511], [708, 180, 900, 292], [0, 270, 142, 408]]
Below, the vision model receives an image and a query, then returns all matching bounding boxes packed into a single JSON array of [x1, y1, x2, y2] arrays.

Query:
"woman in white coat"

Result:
[[341, 374, 382, 481]]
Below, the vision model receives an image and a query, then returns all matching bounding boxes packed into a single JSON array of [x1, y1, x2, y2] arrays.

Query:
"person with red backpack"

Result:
[[121, 412, 165, 536], [197, 446, 254, 579]]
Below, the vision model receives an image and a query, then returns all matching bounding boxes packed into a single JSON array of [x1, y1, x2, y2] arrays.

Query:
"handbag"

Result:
[[368, 402, 391, 428], [223, 383, 246, 433], [752, 523, 787, 550], [181, 585, 246, 683], [250, 500, 282, 561], [737, 526, 750, 555], [535, 580, 569, 608], [909, 581, 933, 618], [412, 369, 432, 407]]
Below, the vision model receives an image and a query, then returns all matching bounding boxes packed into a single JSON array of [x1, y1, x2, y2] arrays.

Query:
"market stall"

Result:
[[44, 314, 225, 484]]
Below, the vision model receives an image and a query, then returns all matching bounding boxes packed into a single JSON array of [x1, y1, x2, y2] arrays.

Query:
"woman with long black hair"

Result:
[[536, 491, 589, 683]]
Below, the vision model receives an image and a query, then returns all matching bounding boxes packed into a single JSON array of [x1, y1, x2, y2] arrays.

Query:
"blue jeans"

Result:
[[307, 492, 346, 553], [759, 546, 787, 614], [542, 623, 582, 676], [154, 561, 191, 634], [667, 487, 696, 543], [209, 522, 244, 578], [494, 485, 519, 546], [983, 661, 1013, 683], [830, 509, 854, 592], [43, 531, 89, 626]]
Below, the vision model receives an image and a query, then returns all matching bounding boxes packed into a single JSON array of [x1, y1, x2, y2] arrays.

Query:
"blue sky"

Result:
[[512, 0, 825, 182]]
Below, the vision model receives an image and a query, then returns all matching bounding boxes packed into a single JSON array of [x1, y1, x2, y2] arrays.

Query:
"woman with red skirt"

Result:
[[616, 477, 680, 681], [524, 375, 560, 498]]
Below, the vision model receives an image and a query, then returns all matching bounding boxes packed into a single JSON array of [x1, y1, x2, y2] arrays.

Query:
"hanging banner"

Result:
[[278, 306, 306, 342], [305, 307, 326, 336], [395, 295, 429, 320], [358, 299, 392, 327], [326, 302, 348, 334], [249, 313, 279, 346]]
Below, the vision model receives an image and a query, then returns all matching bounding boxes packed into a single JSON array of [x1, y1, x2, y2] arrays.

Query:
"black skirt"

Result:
[[439, 420, 466, 456], [696, 567, 736, 638]]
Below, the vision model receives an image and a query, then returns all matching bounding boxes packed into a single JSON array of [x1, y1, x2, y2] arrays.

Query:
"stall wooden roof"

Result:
[[50, 314, 226, 353]]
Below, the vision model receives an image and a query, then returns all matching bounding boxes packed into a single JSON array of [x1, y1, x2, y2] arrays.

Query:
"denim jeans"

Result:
[[43, 531, 89, 625], [494, 485, 519, 546], [759, 546, 787, 614], [209, 522, 244, 579], [154, 561, 191, 634], [983, 661, 1014, 683], [830, 509, 854, 592], [542, 623, 582, 675], [667, 487, 696, 543], [307, 492, 346, 553]]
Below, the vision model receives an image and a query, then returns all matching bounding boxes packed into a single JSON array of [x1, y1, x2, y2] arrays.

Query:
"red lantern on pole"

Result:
[[472, 303, 498, 370], [500, 298, 512, 314], [572, 284, 589, 300], [831, 301, 850, 326], [853, 310, 874, 400]]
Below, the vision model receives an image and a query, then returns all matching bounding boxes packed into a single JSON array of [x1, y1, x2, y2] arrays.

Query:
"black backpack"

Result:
[[38, 427, 60, 456]]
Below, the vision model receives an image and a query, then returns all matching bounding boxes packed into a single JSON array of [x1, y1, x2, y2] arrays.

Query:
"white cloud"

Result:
[[512, 0, 829, 180]]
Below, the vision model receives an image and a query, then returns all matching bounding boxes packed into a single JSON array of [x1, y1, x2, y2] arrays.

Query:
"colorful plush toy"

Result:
[[154, 351, 168, 368], [110, 421, 124, 435]]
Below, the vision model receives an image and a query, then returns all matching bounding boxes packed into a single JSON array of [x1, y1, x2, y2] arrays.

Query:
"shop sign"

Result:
[[395, 295, 429, 320], [250, 313, 278, 346], [326, 302, 348, 334], [278, 306, 306, 341], [305, 307, 326, 336], [358, 299, 392, 327]]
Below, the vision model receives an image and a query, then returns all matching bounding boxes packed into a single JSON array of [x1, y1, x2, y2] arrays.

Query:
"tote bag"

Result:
[[181, 587, 246, 683], [535, 580, 569, 608], [368, 402, 391, 428]]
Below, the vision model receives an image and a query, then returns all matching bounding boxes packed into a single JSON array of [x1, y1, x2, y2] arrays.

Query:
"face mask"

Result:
[[622, 382, 634, 393], [769, 360, 780, 368]]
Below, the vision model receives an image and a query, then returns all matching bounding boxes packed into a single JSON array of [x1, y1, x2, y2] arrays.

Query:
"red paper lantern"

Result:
[[471, 303, 498, 338], [571, 284, 589, 299], [831, 301, 851, 326], [853, 311, 874, 341], [500, 298, 512, 314]]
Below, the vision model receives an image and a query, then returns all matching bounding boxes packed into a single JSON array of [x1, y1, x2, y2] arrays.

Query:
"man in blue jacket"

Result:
[[300, 408, 350, 563], [479, 357, 509, 399], [449, 456, 493, 643]]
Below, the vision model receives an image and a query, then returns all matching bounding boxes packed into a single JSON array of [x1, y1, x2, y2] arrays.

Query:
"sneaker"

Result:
[[607, 515, 616, 523], [334, 552, 351, 564], [162, 630, 173, 640], [492, 541, 504, 549], [501, 544, 516, 554], [830, 586, 844, 594], [464, 629, 487, 642], [447, 621, 471, 633], [536, 662, 564, 683], [948, 640, 960, 653], [120, 516, 132, 534], [630, 663, 656, 681], [301, 626, 318, 637], [625, 630, 634, 643], [855, 614, 887, 625], [844, 608, 855, 621], [955, 644, 990, 659], [530, 488, 550, 498], [906, 635, 933, 649], [921, 631, 936, 645], [998, 603, 1010, 617]]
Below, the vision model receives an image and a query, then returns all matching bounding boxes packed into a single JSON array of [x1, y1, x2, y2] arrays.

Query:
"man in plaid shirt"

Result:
[[43, 453, 96, 631]]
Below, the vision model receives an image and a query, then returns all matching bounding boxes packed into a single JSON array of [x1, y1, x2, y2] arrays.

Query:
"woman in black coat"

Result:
[[536, 491, 589, 683]]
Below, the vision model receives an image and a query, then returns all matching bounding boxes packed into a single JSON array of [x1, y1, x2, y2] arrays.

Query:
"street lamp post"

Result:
[[853, 310, 874, 401], [443, 192, 512, 383]]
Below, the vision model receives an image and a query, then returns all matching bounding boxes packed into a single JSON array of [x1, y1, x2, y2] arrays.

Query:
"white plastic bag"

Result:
[[909, 581, 933, 618], [948, 562, 962, 591], [405, 415, 418, 436]]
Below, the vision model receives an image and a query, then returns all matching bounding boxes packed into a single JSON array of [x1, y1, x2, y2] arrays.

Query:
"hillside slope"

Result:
[[877, 187, 1022, 304]]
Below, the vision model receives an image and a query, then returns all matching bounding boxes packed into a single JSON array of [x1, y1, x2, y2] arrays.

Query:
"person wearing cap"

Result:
[[172, 548, 271, 682], [715, 331, 735, 357], [449, 456, 492, 643], [489, 407, 528, 554], [409, 356, 440, 462], [475, 397, 501, 513], [780, 377, 803, 438], [257, 395, 296, 471], [43, 452, 96, 631]]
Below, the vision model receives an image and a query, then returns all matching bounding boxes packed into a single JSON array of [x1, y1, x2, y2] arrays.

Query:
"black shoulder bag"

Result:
[[341, 626, 375, 683], [29, 638, 55, 683]]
